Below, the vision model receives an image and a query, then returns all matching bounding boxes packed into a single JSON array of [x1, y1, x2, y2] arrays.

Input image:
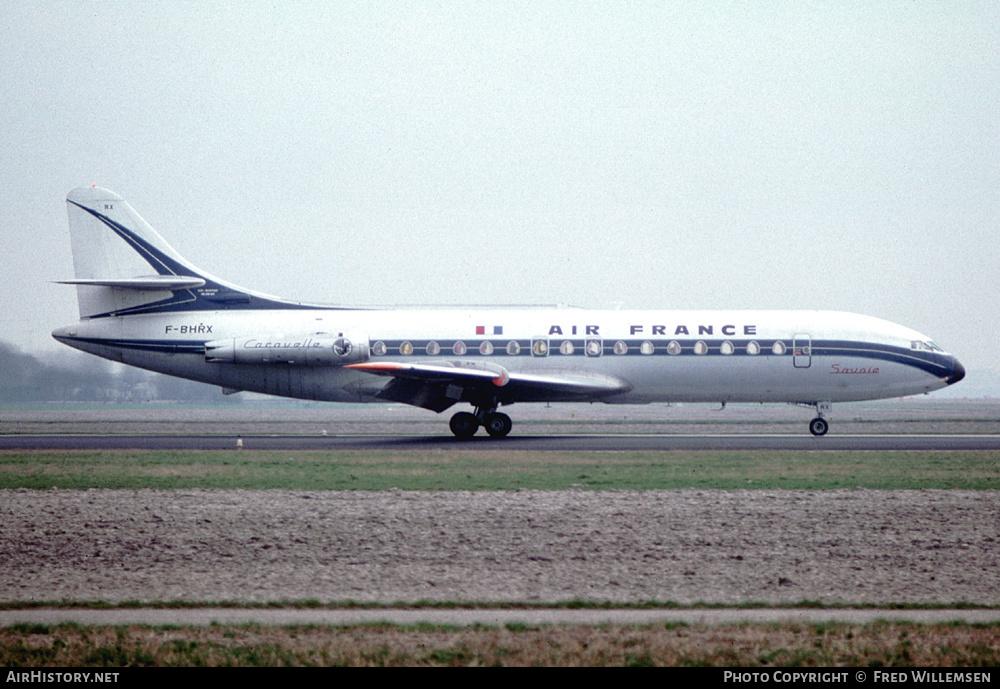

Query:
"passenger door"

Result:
[[793, 334, 812, 369]]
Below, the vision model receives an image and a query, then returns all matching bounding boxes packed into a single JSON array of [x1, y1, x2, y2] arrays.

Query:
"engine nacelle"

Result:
[[205, 332, 370, 366]]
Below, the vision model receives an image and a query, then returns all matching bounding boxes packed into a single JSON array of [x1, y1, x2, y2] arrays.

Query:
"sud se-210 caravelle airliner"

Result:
[[53, 186, 966, 438]]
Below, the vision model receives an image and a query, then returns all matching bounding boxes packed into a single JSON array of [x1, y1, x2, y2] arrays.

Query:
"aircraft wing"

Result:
[[346, 361, 631, 412]]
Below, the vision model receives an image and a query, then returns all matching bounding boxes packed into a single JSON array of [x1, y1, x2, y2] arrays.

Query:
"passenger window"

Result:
[[479, 341, 493, 355], [400, 341, 414, 356], [372, 341, 387, 356], [560, 340, 574, 355], [426, 341, 440, 355], [453, 341, 467, 355], [694, 341, 708, 355], [506, 341, 520, 355], [667, 340, 681, 355], [640, 341, 654, 355], [720, 340, 734, 355], [585, 339, 602, 357], [772, 341, 786, 355], [532, 339, 548, 356], [613, 340, 628, 355], [746, 341, 760, 355]]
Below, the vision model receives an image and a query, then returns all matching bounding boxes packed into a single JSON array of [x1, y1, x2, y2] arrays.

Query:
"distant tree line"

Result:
[[0, 341, 239, 404]]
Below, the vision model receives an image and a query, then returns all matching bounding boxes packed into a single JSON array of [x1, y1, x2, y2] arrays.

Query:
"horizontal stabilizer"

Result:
[[55, 276, 207, 291]]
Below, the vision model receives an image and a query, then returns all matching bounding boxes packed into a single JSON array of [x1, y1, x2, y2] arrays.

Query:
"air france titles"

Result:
[[545, 324, 759, 337], [628, 324, 757, 337]]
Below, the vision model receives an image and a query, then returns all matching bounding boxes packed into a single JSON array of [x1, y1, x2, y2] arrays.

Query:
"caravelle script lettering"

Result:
[[244, 339, 323, 349]]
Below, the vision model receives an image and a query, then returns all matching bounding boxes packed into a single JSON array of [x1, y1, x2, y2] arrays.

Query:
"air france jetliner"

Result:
[[52, 187, 965, 438]]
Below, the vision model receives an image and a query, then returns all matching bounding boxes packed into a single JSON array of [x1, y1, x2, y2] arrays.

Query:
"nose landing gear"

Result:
[[808, 401, 832, 436], [809, 417, 829, 436]]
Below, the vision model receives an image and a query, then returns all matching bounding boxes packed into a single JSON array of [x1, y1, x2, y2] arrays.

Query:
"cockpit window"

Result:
[[911, 340, 944, 352]]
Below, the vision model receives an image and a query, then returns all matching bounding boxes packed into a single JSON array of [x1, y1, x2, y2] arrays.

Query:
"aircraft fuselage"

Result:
[[52, 186, 965, 438], [53, 307, 962, 406]]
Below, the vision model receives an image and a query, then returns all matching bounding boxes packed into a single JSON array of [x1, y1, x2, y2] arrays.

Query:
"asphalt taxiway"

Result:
[[3, 433, 1000, 451], [3, 607, 999, 628]]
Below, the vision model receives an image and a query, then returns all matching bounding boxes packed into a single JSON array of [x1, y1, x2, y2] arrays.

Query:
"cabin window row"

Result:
[[370, 340, 788, 357]]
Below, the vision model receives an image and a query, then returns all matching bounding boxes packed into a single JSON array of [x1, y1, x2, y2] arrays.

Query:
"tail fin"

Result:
[[60, 187, 301, 319]]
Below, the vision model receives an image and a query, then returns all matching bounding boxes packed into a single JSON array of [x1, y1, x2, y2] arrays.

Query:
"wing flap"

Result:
[[347, 361, 631, 410], [504, 370, 632, 399], [347, 361, 507, 384]]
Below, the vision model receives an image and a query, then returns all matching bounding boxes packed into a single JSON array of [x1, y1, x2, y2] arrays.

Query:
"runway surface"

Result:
[[3, 607, 999, 628], [3, 432, 1000, 451]]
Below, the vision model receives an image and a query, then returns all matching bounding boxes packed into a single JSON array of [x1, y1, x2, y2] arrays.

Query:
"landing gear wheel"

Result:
[[809, 417, 829, 437], [483, 412, 513, 439], [450, 412, 480, 439]]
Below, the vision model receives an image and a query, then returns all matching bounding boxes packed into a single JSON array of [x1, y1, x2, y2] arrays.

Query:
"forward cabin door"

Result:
[[793, 334, 812, 369]]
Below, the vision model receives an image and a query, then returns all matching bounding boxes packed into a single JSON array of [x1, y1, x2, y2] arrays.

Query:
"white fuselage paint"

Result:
[[53, 307, 957, 407]]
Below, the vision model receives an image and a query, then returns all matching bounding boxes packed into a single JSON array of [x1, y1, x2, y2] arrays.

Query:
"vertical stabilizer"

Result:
[[61, 186, 300, 319], [65, 187, 187, 318]]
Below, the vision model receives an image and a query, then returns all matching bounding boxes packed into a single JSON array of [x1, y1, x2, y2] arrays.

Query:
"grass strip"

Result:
[[1, 449, 998, 490], [2, 620, 998, 666]]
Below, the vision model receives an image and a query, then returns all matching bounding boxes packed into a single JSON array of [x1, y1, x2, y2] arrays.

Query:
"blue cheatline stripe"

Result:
[[57, 336, 207, 355], [69, 200, 193, 278], [56, 335, 954, 378]]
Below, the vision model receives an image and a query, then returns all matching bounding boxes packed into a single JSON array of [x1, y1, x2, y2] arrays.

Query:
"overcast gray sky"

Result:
[[2, 2, 998, 373]]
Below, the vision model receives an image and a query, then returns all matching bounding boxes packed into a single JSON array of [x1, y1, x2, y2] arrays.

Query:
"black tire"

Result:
[[483, 412, 513, 439], [449, 412, 480, 439], [809, 417, 829, 437]]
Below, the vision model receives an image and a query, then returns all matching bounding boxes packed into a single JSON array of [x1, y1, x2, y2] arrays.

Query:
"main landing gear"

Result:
[[449, 407, 513, 439], [808, 401, 832, 437]]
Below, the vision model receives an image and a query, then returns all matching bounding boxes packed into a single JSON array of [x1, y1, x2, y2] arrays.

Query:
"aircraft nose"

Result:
[[946, 358, 966, 386]]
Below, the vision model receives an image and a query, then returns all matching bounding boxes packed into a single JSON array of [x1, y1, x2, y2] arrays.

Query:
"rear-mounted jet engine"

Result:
[[204, 333, 369, 366]]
